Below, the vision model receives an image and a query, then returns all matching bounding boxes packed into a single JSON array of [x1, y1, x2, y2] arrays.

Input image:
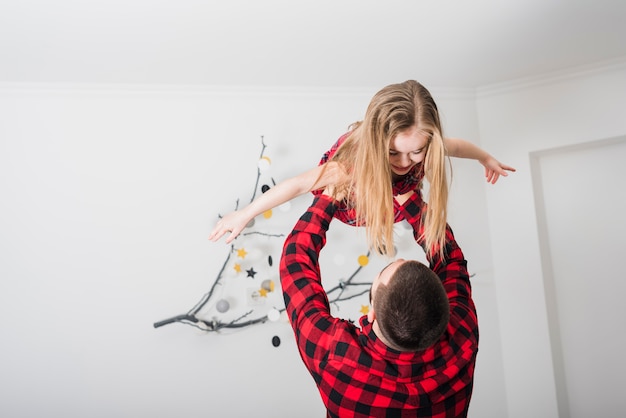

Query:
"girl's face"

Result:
[[388, 126, 429, 176]]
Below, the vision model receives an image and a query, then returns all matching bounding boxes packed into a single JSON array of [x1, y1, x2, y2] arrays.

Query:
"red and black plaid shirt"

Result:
[[280, 194, 478, 417]]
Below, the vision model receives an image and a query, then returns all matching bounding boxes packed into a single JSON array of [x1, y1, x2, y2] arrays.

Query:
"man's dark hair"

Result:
[[374, 260, 450, 351]]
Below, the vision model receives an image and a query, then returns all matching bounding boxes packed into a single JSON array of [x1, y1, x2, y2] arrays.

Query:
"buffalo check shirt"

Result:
[[279, 194, 478, 417]]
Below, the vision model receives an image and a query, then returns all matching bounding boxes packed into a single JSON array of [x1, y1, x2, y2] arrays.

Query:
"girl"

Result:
[[209, 80, 515, 258]]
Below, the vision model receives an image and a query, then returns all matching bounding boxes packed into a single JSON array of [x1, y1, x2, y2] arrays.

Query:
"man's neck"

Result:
[[372, 320, 398, 350]]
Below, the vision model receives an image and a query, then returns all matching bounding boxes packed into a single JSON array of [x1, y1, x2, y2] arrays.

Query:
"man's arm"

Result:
[[396, 191, 472, 305], [396, 192, 477, 342], [279, 195, 338, 369]]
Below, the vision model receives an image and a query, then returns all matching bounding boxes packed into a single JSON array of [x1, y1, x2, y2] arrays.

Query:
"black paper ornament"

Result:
[[272, 336, 281, 347]]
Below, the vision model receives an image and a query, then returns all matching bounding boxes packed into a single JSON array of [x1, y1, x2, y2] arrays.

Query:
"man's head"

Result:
[[368, 259, 449, 352]]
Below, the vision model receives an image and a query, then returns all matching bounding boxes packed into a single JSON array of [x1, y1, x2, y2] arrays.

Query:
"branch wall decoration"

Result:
[[153, 136, 375, 345]]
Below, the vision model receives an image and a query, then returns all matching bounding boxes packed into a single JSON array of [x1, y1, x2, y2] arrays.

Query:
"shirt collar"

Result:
[[392, 164, 423, 196], [359, 316, 423, 361]]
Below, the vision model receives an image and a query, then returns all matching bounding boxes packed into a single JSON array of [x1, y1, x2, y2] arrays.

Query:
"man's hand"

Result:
[[394, 190, 415, 206], [322, 183, 346, 202]]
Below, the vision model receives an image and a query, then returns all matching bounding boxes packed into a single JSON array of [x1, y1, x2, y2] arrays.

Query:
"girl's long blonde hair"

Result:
[[329, 80, 449, 258]]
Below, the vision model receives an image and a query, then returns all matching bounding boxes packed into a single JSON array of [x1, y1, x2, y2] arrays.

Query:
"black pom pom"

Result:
[[271, 336, 281, 347]]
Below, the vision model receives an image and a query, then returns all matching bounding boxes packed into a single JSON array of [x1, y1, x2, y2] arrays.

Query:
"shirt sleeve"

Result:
[[312, 133, 350, 198], [279, 195, 340, 372], [396, 192, 476, 336]]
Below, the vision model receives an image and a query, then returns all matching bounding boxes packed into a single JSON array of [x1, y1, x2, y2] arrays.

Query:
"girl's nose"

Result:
[[399, 154, 411, 164]]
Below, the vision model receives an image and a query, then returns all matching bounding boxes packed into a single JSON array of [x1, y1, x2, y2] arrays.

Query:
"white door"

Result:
[[532, 136, 626, 418]]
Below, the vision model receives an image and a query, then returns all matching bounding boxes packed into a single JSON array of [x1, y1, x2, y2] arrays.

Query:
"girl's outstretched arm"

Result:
[[208, 162, 346, 243], [444, 137, 516, 184]]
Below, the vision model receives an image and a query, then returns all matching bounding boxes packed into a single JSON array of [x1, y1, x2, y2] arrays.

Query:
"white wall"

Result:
[[475, 62, 626, 418], [0, 83, 506, 417]]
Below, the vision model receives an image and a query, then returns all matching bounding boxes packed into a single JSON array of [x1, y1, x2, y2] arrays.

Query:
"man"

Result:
[[279, 190, 478, 417]]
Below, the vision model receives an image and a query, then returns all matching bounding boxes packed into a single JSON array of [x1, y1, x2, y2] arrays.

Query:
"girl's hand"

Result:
[[480, 156, 516, 184], [208, 210, 251, 244]]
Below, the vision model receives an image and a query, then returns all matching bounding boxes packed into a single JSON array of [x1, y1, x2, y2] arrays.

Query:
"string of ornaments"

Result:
[[153, 136, 375, 347]]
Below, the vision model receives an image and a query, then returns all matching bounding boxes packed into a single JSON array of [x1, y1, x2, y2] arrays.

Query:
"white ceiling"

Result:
[[1, 0, 626, 90]]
